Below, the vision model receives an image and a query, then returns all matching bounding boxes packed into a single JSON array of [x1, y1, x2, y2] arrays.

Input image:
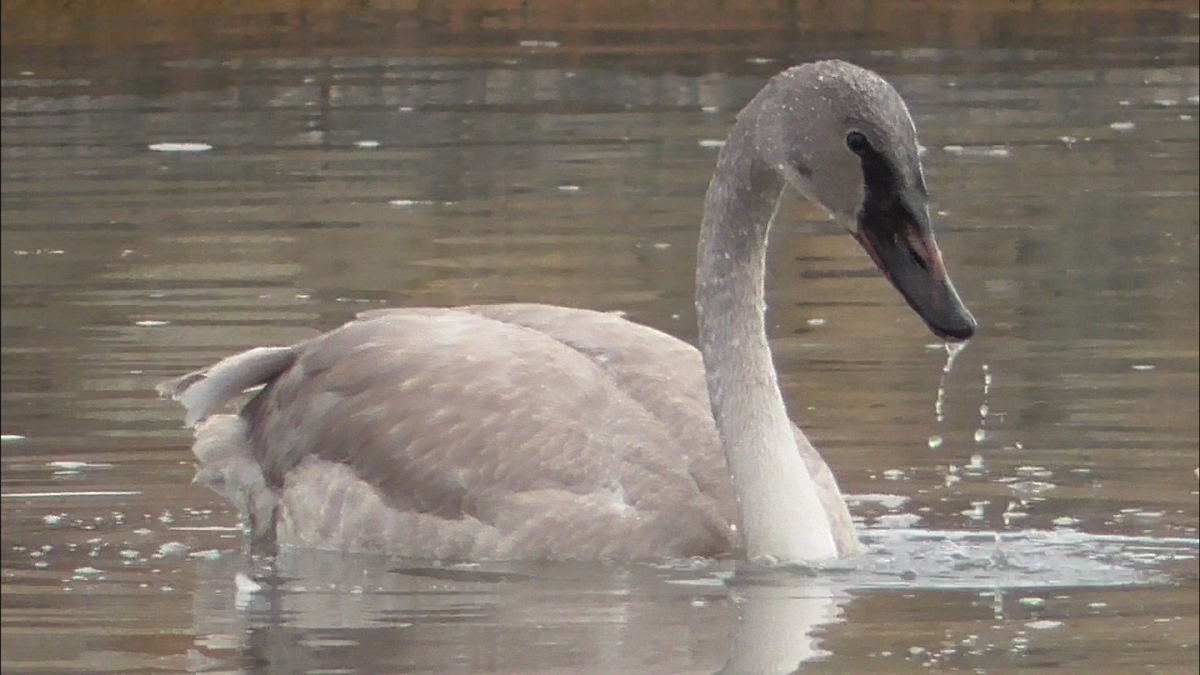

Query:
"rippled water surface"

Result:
[[2, 4, 1198, 673]]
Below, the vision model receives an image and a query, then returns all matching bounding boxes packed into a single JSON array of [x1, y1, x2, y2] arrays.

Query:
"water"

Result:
[[2, 3, 1198, 673]]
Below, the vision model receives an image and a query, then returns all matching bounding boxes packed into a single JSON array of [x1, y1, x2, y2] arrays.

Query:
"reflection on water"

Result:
[[2, 4, 1198, 674]]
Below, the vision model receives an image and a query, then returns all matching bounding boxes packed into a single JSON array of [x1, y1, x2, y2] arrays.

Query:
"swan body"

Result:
[[161, 61, 975, 563]]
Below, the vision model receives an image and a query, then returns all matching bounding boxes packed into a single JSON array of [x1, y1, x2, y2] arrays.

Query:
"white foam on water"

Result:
[[149, 142, 212, 152]]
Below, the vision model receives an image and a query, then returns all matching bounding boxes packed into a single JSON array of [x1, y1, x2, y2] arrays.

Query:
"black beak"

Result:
[[854, 215, 976, 342]]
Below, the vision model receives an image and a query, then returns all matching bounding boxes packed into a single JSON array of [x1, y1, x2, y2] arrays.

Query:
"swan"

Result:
[[159, 60, 976, 564]]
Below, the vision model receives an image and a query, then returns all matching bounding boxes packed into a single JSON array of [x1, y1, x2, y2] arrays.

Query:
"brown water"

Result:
[[2, 5, 1198, 673]]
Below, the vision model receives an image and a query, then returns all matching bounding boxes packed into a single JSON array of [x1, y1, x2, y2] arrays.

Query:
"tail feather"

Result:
[[157, 346, 297, 427]]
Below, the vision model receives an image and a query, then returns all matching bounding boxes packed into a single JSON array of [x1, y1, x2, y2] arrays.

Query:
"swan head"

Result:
[[748, 60, 977, 341]]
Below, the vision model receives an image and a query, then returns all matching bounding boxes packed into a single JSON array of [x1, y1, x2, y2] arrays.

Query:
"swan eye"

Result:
[[845, 131, 870, 155]]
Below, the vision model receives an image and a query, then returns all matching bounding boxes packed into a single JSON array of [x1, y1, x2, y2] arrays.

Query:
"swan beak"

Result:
[[854, 219, 977, 342]]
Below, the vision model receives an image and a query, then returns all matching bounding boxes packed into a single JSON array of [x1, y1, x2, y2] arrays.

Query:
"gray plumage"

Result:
[[160, 60, 975, 563]]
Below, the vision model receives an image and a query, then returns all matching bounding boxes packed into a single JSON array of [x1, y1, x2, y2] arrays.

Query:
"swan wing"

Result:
[[177, 305, 734, 559]]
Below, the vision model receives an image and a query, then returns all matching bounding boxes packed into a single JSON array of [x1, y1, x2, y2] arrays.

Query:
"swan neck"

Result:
[[695, 122, 839, 562]]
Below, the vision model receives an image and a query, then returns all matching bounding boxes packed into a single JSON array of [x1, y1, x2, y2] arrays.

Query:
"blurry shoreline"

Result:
[[2, 0, 1197, 63]]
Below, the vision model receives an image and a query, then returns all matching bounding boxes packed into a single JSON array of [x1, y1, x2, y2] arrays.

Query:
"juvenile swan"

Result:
[[160, 61, 975, 563]]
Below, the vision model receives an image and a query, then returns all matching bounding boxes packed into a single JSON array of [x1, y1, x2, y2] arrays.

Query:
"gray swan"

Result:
[[159, 61, 975, 563]]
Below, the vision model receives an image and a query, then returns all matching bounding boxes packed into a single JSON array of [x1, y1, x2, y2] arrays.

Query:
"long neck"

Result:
[[696, 121, 839, 562]]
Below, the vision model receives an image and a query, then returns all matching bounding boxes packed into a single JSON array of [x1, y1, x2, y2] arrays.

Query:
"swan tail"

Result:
[[157, 346, 297, 428], [157, 347, 297, 550]]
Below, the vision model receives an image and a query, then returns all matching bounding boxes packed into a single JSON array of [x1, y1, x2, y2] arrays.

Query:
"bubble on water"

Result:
[[155, 542, 189, 558], [1002, 512, 1030, 526], [928, 436, 943, 449], [149, 142, 212, 152], [48, 460, 112, 472], [72, 566, 104, 580], [877, 513, 923, 529], [1016, 466, 1054, 479], [962, 501, 988, 520], [972, 146, 1009, 157], [845, 493, 910, 510], [1010, 480, 1055, 495]]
